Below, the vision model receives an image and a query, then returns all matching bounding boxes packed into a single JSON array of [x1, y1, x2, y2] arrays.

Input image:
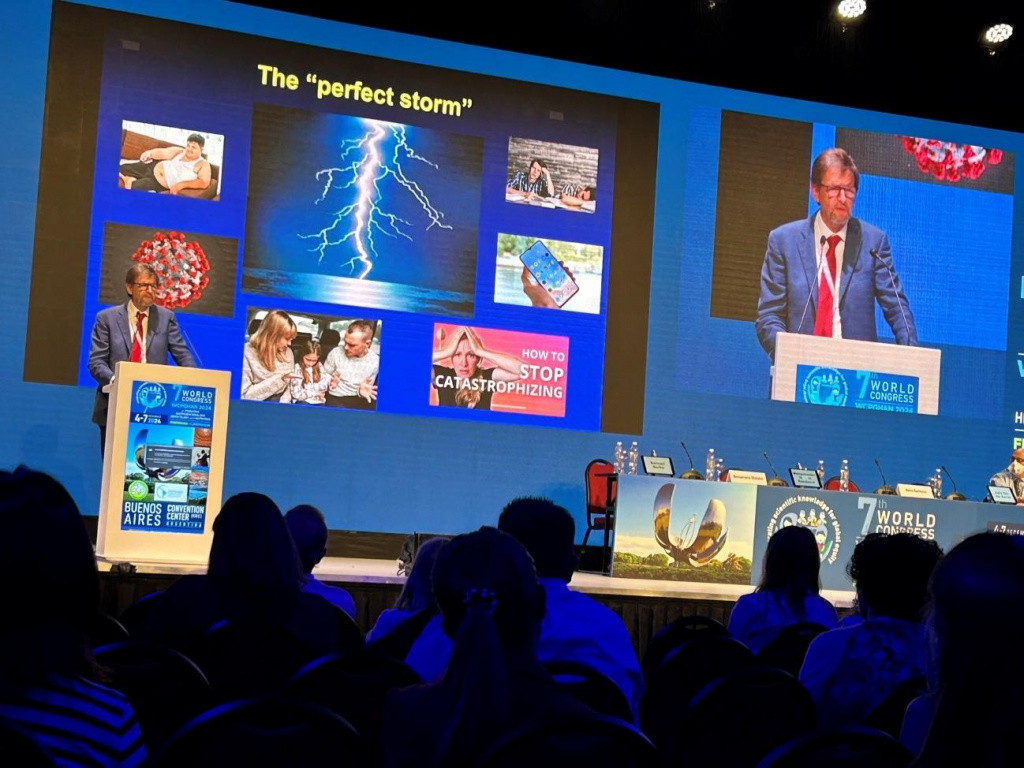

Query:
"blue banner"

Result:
[[796, 365, 919, 414], [119, 381, 215, 534]]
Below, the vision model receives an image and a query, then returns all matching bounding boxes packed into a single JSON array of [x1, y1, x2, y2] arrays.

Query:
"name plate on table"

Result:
[[897, 483, 935, 499], [796, 365, 919, 414], [728, 470, 767, 485], [641, 455, 675, 476]]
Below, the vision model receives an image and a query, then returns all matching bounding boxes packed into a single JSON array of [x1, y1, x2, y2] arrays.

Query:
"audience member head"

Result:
[[915, 533, 1024, 766], [0, 467, 99, 683], [847, 533, 942, 621], [498, 496, 578, 582], [430, 527, 547, 766], [208, 492, 302, 605], [284, 504, 328, 575], [928, 532, 1024, 686], [758, 524, 821, 604], [394, 536, 449, 613], [432, 526, 545, 650]]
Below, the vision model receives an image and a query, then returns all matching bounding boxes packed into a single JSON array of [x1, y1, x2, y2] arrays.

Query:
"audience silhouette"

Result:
[[0, 467, 146, 766]]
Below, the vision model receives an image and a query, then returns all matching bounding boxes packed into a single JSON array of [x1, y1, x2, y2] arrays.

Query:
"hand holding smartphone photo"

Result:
[[519, 240, 580, 308]]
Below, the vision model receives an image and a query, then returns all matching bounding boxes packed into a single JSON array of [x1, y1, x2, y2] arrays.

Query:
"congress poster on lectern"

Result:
[[120, 380, 215, 534]]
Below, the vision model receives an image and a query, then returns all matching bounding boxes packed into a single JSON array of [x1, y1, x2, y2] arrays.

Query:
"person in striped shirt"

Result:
[[559, 182, 597, 207], [0, 467, 146, 767], [506, 158, 555, 199]]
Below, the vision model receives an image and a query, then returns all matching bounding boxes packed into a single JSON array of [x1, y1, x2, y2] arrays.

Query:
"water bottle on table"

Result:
[[839, 459, 850, 492]]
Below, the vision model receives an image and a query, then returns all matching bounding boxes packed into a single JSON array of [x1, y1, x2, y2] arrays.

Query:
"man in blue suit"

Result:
[[88, 264, 195, 454], [755, 148, 917, 358]]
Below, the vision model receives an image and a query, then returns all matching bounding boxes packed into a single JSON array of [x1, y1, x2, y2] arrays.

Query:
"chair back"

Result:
[[474, 713, 657, 768], [289, 650, 420, 759], [756, 622, 829, 676], [641, 635, 754, 751], [668, 666, 816, 766], [641, 614, 728, 678], [88, 612, 129, 648], [147, 698, 365, 768], [823, 476, 861, 492], [94, 640, 213, 751], [117, 590, 166, 638], [755, 726, 912, 767], [543, 660, 633, 723], [196, 617, 320, 700], [585, 459, 617, 514], [364, 609, 435, 660], [865, 675, 927, 739]]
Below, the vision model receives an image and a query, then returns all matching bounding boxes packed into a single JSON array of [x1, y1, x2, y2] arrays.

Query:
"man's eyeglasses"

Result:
[[132, 283, 158, 291], [819, 185, 857, 199]]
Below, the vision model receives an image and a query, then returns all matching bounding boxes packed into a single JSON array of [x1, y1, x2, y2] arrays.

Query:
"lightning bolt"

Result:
[[299, 119, 452, 279]]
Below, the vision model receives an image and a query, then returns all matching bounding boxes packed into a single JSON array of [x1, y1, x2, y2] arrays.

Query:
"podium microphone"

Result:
[[178, 322, 205, 368], [763, 451, 789, 486], [797, 235, 828, 336], [870, 248, 912, 346], [941, 465, 967, 501], [873, 458, 897, 495], [679, 442, 704, 480]]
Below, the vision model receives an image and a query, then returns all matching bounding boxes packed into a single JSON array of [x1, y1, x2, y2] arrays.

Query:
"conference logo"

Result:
[[135, 382, 168, 410], [856, 496, 936, 541], [801, 367, 849, 407], [127, 480, 149, 501], [767, 495, 842, 565]]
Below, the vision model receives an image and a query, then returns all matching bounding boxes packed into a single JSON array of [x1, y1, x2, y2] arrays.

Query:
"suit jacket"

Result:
[[88, 302, 195, 424], [755, 215, 918, 357]]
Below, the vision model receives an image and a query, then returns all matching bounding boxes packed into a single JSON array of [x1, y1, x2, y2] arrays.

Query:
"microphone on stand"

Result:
[[178, 320, 205, 368], [941, 465, 967, 501], [873, 458, 897, 495], [796, 235, 828, 336], [870, 248, 912, 346], [679, 442, 704, 480], [763, 451, 789, 486]]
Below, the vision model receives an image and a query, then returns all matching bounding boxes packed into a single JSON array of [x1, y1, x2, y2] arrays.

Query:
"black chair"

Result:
[[147, 698, 365, 768], [319, 328, 341, 361], [474, 713, 657, 768], [865, 675, 927, 739], [641, 614, 728, 679], [583, 459, 617, 573], [331, 606, 366, 655], [756, 622, 829, 677], [543, 660, 633, 723], [117, 589, 165, 638], [641, 635, 754, 751], [195, 617, 323, 701], [755, 726, 912, 767], [0, 719, 54, 767], [288, 650, 420, 764], [88, 612, 129, 648], [364, 609, 435, 660], [668, 666, 816, 766], [94, 641, 213, 751]]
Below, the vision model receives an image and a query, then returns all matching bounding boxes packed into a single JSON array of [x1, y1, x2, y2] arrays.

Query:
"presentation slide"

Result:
[[26, 2, 658, 434]]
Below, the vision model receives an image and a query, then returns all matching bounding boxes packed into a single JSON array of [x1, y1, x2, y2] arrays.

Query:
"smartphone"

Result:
[[519, 240, 580, 308]]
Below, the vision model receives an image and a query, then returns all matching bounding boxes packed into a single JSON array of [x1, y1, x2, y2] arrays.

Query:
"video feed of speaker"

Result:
[[677, 108, 1015, 422]]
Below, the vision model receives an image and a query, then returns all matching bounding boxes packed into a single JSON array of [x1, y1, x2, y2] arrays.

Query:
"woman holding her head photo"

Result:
[[431, 326, 523, 410]]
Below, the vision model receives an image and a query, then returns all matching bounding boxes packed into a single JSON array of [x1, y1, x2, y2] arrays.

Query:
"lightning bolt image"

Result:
[[298, 119, 452, 279]]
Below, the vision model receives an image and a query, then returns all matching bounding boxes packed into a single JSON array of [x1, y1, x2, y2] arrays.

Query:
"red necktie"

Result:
[[814, 235, 841, 337], [131, 312, 146, 362]]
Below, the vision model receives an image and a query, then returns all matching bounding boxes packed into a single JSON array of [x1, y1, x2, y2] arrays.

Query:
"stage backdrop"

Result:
[[2, 1, 1023, 561]]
